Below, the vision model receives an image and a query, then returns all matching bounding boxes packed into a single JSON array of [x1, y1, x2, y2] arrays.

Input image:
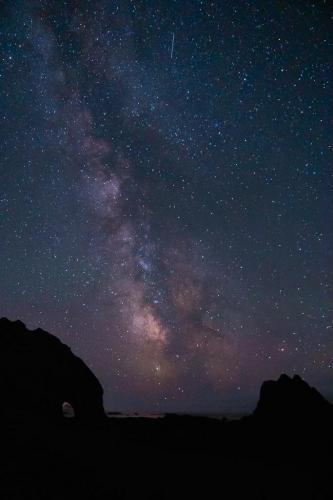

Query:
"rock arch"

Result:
[[0, 318, 105, 420]]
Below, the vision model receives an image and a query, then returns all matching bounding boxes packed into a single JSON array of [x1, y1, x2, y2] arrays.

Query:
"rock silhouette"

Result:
[[0, 320, 332, 500], [0, 317, 105, 420], [253, 373, 332, 423]]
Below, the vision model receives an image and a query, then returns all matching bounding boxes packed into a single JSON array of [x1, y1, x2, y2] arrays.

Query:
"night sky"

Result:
[[0, 0, 332, 413]]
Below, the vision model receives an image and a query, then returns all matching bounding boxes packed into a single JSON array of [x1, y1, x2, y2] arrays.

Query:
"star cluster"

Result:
[[0, 0, 332, 413]]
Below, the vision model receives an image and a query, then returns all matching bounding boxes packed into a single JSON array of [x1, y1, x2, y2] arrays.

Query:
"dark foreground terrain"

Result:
[[1, 413, 332, 500], [1, 318, 332, 499]]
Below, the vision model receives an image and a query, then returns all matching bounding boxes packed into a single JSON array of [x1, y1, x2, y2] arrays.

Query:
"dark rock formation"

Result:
[[0, 317, 105, 420], [253, 373, 332, 423]]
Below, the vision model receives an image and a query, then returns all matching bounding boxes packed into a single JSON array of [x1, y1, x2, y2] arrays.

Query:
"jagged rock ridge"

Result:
[[253, 373, 332, 422]]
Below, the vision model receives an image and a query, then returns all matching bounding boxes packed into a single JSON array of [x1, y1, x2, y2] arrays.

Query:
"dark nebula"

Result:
[[0, 1, 332, 413]]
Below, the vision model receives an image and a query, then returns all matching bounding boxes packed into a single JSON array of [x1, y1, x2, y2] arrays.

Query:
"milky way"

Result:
[[0, 1, 332, 413]]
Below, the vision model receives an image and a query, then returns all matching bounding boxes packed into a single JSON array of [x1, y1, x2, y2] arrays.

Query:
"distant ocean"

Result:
[[106, 412, 245, 420]]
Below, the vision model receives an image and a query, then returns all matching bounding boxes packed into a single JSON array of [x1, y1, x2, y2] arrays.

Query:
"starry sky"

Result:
[[0, 0, 332, 413]]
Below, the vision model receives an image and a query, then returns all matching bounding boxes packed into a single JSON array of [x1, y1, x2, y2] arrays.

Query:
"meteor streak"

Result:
[[170, 32, 175, 59]]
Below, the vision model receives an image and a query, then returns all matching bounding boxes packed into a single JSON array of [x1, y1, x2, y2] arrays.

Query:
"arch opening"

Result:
[[62, 401, 75, 418]]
